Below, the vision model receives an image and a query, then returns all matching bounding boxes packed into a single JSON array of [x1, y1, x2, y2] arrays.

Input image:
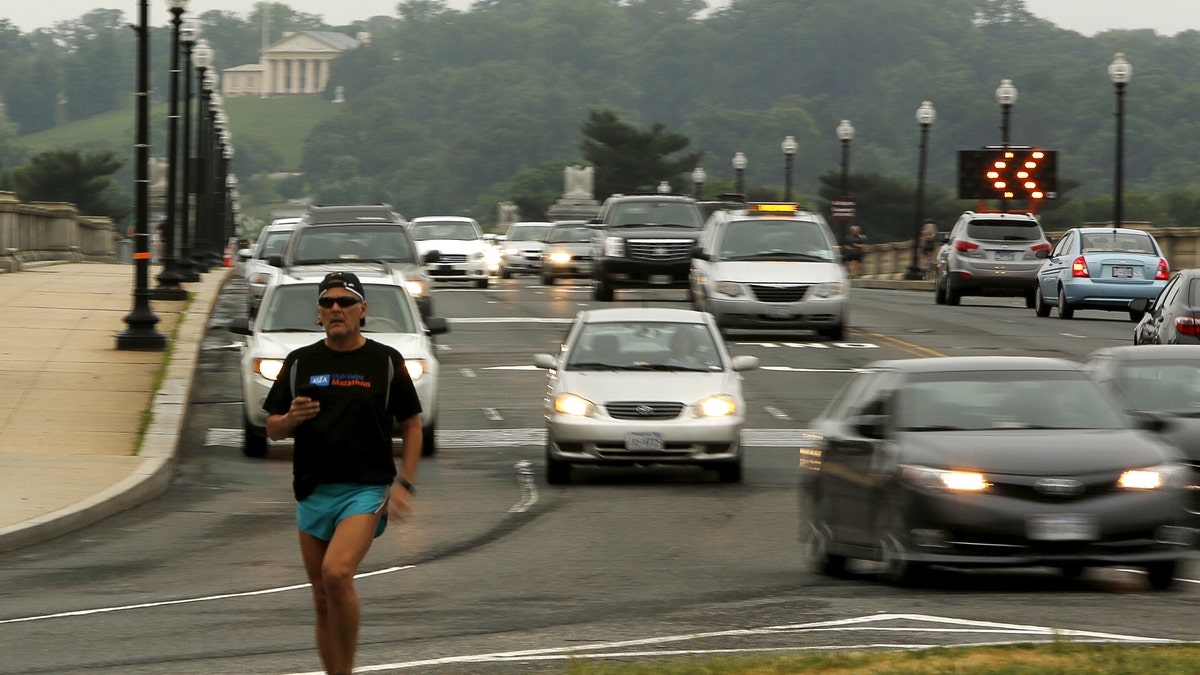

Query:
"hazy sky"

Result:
[[2, 1, 1199, 36]]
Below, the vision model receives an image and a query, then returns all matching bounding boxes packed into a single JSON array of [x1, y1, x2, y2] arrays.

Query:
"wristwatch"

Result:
[[396, 477, 415, 493]]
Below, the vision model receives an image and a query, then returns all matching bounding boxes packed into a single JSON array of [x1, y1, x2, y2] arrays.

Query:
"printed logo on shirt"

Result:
[[308, 374, 331, 387], [331, 373, 372, 389]]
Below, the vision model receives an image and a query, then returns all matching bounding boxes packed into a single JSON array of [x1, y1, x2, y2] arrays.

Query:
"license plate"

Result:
[[766, 307, 792, 319], [649, 274, 671, 285], [995, 251, 1014, 261], [1113, 266, 1133, 278], [626, 432, 664, 451], [439, 264, 454, 273], [1026, 514, 1098, 541]]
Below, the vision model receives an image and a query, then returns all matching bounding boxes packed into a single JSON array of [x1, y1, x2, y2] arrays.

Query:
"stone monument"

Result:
[[548, 163, 600, 221]]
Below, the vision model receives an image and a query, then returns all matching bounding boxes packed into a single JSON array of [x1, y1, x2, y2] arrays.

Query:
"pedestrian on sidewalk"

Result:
[[263, 271, 422, 675], [843, 224, 867, 278]]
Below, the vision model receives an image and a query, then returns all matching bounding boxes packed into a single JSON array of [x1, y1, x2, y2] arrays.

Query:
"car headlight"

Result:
[[604, 237, 625, 257], [694, 394, 737, 417], [810, 282, 844, 298], [553, 394, 594, 416], [899, 465, 990, 491], [405, 358, 428, 381], [1118, 463, 1189, 490], [404, 279, 427, 298], [484, 247, 500, 263], [548, 251, 571, 263], [254, 358, 285, 381], [713, 281, 745, 297], [504, 246, 520, 256]]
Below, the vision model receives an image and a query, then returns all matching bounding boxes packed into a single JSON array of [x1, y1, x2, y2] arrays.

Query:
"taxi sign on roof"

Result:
[[746, 203, 799, 213]]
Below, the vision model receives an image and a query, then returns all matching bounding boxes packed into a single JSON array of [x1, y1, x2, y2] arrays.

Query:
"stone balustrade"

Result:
[[0, 191, 118, 272]]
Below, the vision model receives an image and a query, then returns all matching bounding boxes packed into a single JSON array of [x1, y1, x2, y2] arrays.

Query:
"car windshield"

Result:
[[718, 219, 835, 261], [1116, 362, 1200, 416], [291, 225, 416, 264], [966, 220, 1043, 242], [547, 225, 593, 243], [506, 225, 550, 242], [1080, 232, 1156, 254], [897, 370, 1128, 431], [411, 222, 479, 241], [608, 202, 702, 228], [566, 321, 722, 371], [257, 230, 293, 258], [260, 284, 417, 334]]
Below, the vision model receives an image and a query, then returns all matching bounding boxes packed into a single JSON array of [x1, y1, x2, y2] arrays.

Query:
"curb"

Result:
[[0, 268, 232, 552]]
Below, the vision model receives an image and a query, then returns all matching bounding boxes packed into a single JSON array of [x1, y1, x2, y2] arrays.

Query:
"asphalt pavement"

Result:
[[0, 262, 231, 552]]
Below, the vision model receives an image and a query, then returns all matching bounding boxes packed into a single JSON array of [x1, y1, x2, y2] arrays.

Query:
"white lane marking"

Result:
[[765, 406, 792, 420], [482, 408, 503, 421], [481, 365, 541, 370], [509, 460, 537, 513], [761, 366, 860, 373], [459, 368, 476, 378], [206, 428, 823, 448], [0, 566, 415, 626], [448, 317, 573, 323], [280, 612, 1182, 674]]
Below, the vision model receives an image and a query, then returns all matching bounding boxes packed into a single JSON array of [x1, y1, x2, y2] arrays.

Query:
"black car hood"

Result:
[[896, 428, 1181, 475]]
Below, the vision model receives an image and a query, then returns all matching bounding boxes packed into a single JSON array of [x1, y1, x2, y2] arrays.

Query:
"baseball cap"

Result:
[[318, 271, 365, 300]]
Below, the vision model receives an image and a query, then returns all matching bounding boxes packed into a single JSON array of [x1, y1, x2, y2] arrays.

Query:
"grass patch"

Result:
[[134, 289, 196, 454], [557, 643, 1200, 674]]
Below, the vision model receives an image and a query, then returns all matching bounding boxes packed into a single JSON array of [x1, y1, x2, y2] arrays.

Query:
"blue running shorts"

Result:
[[297, 483, 389, 541]]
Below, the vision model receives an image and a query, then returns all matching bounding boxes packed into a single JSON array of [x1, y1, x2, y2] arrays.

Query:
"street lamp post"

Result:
[[177, 18, 199, 282], [152, 0, 189, 300], [116, 0, 166, 349], [1109, 53, 1132, 228], [995, 78, 1017, 211], [905, 100, 937, 281], [191, 38, 213, 272], [732, 152, 747, 195], [691, 166, 706, 200], [781, 135, 798, 201], [836, 119, 854, 244]]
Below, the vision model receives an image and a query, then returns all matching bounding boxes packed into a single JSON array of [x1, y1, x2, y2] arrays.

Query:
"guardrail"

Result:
[[0, 191, 117, 273]]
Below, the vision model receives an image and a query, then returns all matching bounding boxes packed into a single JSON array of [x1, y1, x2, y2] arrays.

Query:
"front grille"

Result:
[[438, 254, 468, 263], [605, 401, 685, 419], [988, 481, 1115, 503], [749, 284, 810, 302], [627, 239, 693, 263]]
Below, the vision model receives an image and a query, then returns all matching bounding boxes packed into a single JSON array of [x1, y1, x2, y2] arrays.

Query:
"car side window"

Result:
[[1157, 276, 1180, 309], [1051, 231, 1074, 257], [1189, 278, 1200, 307]]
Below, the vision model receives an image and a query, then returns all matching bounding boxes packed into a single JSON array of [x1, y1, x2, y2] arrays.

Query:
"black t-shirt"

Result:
[[264, 338, 422, 500]]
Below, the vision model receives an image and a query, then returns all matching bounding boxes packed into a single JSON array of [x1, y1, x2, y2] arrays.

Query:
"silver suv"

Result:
[[933, 211, 1050, 307]]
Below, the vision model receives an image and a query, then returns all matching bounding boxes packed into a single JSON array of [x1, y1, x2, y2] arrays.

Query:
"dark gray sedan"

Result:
[[803, 356, 1194, 589]]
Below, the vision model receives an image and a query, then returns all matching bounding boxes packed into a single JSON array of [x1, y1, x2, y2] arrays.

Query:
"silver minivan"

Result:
[[689, 203, 847, 340], [933, 211, 1050, 307]]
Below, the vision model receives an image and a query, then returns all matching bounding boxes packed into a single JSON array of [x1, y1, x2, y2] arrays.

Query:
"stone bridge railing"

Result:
[[0, 191, 118, 273]]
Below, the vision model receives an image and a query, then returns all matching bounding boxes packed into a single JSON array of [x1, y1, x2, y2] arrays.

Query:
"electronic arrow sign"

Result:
[[957, 148, 1057, 201]]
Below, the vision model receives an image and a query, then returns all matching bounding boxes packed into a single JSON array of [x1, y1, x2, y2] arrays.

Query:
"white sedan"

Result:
[[533, 307, 758, 484]]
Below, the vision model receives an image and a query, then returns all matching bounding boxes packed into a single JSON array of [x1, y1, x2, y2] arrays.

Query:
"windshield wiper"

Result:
[[725, 252, 825, 261], [901, 425, 968, 431]]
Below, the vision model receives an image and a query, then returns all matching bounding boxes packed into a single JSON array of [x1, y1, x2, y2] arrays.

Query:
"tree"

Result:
[[580, 109, 702, 198], [12, 149, 129, 221]]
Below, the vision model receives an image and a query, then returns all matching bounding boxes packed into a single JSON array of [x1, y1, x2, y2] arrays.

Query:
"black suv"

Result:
[[590, 193, 705, 301], [267, 204, 437, 316]]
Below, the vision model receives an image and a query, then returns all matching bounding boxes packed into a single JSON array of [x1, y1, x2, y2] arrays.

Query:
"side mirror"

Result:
[[931, 232, 946, 244], [731, 355, 759, 371], [849, 414, 888, 439], [692, 246, 710, 261], [532, 353, 558, 370], [267, 254, 283, 267], [1129, 297, 1151, 312], [1130, 410, 1171, 433], [423, 316, 449, 336], [423, 250, 441, 264], [227, 316, 252, 336], [1035, 248, 1051, 259]]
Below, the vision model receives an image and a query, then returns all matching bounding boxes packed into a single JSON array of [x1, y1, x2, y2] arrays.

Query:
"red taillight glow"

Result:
[[1156, 259, 1170, 280], [955, 240, 979, 253], [1071, 256, 1089, 278], [1176, 317, 1200, 337], [1031, 243, 1051, 253]]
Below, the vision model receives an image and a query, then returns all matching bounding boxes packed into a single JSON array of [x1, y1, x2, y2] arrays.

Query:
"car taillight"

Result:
[[1176, 316, 1200, 337], [1071, 256, 1089, 278], [955, 240, 979, 253], [1030, 243, 1051, 254], [1156, 258, 1170, 280]]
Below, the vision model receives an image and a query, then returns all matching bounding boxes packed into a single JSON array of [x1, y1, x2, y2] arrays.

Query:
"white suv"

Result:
[[932, 211, 1050, 307], [409, 216, 497, 288], [690, 203, 846, 340]]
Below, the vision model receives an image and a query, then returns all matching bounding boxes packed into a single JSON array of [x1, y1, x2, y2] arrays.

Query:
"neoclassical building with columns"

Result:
[[222, 31, 366, 97]]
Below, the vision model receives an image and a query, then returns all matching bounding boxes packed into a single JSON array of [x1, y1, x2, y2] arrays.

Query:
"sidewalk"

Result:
[[0, 262, 229, 552]]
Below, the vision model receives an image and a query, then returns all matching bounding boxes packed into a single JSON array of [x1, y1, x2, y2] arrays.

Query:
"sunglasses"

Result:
[[318, 296, 362, 309]]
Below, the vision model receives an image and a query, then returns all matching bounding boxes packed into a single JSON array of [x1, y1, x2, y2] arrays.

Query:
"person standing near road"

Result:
[[843, 225, 868, 278], [918, 219, 939, 277], [263, 271, 422, 675]]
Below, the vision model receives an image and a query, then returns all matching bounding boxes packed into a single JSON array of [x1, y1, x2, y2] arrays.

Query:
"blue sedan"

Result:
[[1034, 227, 1169, 321]]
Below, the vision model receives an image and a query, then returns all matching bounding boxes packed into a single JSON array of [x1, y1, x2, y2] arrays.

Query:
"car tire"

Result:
[[1034, 287, 1051, 317], [243, 419, 267, 458], [809, 522, 848, 577], [421, 423, 437, 457], [476, 277, 489, 289], [542, 272, 555, 286], [1057, 286, 1074, 319], [1146, 560, 1176, 591], [546, 444, 570, 485], [1024, 289, 1036, 309], [818, 324, 845, 341], [592, 278, 614, 302], [934, 274, 946, 305], [500, 268, 512, 279], [1058, 563, 1086, 579], [713, 458, 742, 483], [945, 273, 962, 306]]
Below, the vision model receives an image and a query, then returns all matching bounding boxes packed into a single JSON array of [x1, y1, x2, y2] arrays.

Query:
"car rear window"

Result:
[[1080, 231, 1156, 254], [292, 225, 417, 264], [966, 220, 1044, 242]]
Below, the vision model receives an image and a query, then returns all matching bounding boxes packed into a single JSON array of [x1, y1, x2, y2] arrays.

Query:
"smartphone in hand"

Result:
[[297, 384, 322, 401]]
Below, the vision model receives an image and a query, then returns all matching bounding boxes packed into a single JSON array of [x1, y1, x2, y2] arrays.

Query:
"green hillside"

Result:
[[18, 95, 338, 172]]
